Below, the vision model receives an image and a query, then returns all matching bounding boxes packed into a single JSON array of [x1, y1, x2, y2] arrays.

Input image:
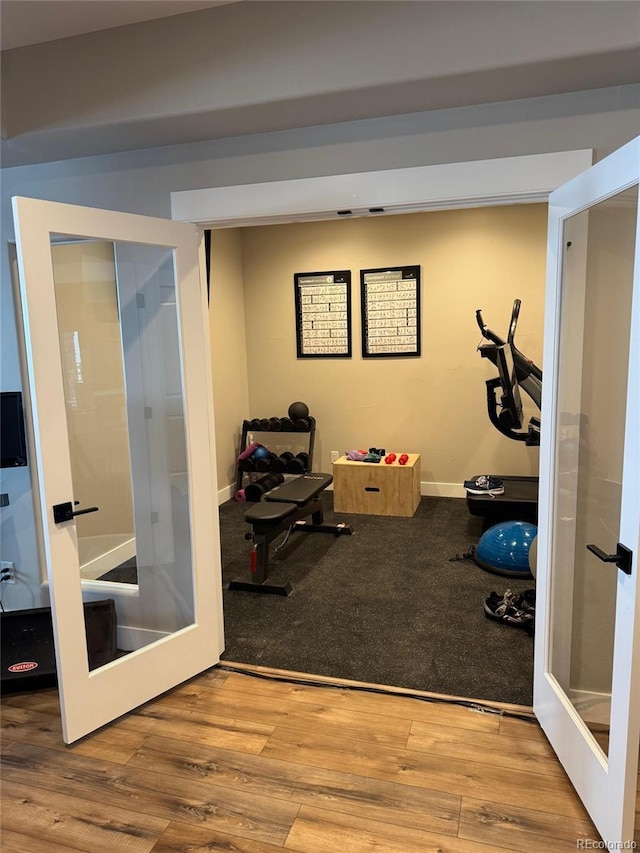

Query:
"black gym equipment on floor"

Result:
[[467, 299, 541, 524], [228, 473, 352, 596], [466, 474, 538, 526]]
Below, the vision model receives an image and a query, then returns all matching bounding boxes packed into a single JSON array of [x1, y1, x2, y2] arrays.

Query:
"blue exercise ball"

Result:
[[474, 520, 537, 578], [252, 446, 270, 460]]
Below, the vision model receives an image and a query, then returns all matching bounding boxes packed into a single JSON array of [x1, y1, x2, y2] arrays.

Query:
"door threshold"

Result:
[[217, 659, 535, 718]]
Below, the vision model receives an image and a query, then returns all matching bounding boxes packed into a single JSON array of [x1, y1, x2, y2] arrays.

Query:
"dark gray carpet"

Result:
[[97, 557, 138, 584], [220, 494, 534, 705], [98, 494, 534, 704]]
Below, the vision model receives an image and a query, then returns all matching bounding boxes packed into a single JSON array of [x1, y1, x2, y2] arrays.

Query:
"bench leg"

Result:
[[227, 535, 293, 596], [293, 501, 352, 537], [229, 496, 352, 595]]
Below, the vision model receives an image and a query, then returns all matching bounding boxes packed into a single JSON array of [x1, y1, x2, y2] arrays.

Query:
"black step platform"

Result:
[[1, 599, 118, 693], [466, 475, 538, 526]]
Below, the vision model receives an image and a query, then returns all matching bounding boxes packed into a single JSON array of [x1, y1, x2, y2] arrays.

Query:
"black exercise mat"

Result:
[[220, 493, 534, 706]]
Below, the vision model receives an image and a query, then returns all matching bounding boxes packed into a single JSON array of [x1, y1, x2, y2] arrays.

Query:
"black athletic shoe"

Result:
[[463, 475, 505, 496], [484, 594, 535, 634], [487, 587, 536, 613]]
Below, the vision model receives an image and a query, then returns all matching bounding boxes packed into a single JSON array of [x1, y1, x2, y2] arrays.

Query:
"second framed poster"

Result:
[[360, 266, 421, 358], [294, 270, 352, 358]]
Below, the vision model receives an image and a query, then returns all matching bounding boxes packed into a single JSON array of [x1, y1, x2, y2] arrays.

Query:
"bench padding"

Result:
[[244, 501, 298, 524], [265, 473, 333, 506]]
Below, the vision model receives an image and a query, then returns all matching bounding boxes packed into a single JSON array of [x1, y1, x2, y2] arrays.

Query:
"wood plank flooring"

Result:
[[0, 664, 612, 851]]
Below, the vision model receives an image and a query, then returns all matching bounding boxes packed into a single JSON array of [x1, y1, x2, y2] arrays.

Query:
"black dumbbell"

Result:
[[255, 451, 277, 472], [269, 417, 282, 431], [285, 452, 309, 474], [249, 418, 262, 430], [271, 451, 293, 473], [279, 416, 294, 431], [293, 418, 310, 432], [259, 418, 271, 431], [240, 457, 256, 472], [244, 472, 284, 502]]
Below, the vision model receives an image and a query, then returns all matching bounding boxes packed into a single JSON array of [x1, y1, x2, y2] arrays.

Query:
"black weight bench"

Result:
[[228, 473, 352, 595]]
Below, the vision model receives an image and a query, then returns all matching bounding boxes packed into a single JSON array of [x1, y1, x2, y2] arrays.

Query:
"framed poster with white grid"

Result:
[[294, 270, 352, 358], [360, 266, 421, 358]]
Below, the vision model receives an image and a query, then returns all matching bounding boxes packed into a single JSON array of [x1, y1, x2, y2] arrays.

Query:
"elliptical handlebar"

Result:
[[507, 299, 521, 345], [476, 308, 505, 345], [477, 299, 521, 347]]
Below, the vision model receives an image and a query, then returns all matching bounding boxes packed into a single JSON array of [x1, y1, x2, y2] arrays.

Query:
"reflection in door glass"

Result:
[[549, 185, 638, 758], [50, 237, 195, 667], [52, 240, 136, 585]]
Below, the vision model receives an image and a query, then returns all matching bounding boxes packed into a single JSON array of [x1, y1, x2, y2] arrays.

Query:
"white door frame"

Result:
[[171, 150, 593, 228]]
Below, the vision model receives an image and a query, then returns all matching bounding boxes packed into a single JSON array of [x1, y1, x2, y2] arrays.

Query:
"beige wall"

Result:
[[209, 230, 251, 490], [51, 207, 547, 509], [51, 242, 135, 540], [218, 203, 548, 492]]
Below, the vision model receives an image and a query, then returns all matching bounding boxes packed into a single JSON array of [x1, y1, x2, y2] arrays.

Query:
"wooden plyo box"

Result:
[[332, 454, 421, 517]]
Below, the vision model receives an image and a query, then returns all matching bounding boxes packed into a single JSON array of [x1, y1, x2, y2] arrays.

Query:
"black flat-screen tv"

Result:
[[1, 391, 28, 468]]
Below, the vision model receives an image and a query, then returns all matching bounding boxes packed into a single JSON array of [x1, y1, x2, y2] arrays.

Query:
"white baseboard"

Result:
[[79, 536, 136, 580], [218, 484, 234, 504], [421, 481, 466, 499]]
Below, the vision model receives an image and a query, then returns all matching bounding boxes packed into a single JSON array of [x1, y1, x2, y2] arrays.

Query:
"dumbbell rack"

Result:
[[234, 417, 316, 496]]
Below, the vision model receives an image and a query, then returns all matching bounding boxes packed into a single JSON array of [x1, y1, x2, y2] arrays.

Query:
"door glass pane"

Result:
[[51, 237, 194, 667], [550, 184, 638, 757]]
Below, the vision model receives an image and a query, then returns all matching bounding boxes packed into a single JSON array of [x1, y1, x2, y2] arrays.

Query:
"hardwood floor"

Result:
[[0, 663, 609, 851]]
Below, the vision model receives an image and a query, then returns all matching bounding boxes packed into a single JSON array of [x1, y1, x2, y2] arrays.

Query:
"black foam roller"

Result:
[[244, 472, 285, 502]]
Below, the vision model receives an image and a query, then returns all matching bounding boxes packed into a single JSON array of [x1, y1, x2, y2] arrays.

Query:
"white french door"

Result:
[[12, 197, 224, 744], [535, 136, 640, 843]]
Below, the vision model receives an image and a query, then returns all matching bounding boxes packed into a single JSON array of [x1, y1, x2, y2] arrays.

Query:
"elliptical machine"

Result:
[[476, 298, 542, 446], [466, 299, 541, 525]]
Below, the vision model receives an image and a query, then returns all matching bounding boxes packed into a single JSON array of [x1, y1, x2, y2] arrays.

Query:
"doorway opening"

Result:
[[172, 151, 592, 706]]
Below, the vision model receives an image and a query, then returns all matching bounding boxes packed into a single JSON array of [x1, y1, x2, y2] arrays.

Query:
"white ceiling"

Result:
[[0, 0, 238, 51], [2, 1, 638, 167]]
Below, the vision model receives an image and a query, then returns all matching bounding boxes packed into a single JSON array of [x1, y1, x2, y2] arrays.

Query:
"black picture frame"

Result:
[[360, 265, 421, 358], [294, 270, 352, 358]]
